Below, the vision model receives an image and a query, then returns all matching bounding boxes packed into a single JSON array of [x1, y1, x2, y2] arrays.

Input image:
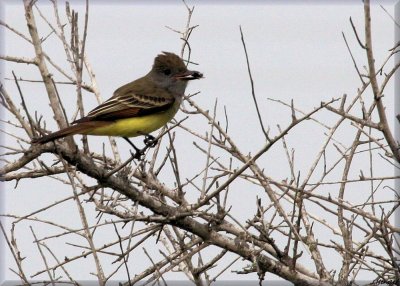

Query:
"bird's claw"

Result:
[[144, 135, 158, 148], [130, 149, 145, 161]]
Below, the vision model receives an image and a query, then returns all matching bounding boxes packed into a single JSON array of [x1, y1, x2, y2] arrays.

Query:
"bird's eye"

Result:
[[163, 69, 171, 76]]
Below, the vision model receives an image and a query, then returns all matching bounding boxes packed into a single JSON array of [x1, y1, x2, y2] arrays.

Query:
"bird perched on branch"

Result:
[[32, 52, 203, 156]]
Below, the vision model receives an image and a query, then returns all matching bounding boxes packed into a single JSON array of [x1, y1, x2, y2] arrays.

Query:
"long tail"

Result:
[[32, 123, 95, 144]]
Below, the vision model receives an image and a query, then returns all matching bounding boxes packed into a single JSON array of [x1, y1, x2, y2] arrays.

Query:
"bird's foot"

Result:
[[130, 149, 145, 161], [144, 134, 158, 148], [124, 137, 145, 160]]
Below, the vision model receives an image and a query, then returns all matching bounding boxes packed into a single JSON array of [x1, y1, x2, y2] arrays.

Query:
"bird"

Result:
[[32, 52, 203, 155]]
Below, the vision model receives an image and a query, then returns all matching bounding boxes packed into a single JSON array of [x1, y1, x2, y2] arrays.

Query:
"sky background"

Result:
[[1, 0, 398, 283]]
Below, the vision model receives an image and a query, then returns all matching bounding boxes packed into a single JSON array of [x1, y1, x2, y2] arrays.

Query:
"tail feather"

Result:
[[32, 122, 105, 144]]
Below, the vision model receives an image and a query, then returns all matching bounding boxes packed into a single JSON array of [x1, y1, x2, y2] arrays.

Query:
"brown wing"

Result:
[[74, 77, 174, 124]]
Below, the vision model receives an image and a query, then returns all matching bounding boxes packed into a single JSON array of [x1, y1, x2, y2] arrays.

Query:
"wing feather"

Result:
[[73, 77, 174, 124]]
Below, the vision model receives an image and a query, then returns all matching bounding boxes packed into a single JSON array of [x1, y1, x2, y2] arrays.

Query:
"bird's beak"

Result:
[[174, 70, 203, 81]]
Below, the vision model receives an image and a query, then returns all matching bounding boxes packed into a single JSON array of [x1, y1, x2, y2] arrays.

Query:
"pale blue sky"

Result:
[[1, 1, 398, 283]]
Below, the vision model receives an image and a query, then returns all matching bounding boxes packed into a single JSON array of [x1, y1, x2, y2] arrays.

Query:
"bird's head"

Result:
[[150, 52, 203, 95]]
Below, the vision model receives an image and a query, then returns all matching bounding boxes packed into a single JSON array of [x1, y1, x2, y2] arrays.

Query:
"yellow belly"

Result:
[[83, 102, 179, 137]]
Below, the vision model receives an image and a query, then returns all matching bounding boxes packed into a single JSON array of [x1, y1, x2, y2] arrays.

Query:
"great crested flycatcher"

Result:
[[32, 52, 203, 146]]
